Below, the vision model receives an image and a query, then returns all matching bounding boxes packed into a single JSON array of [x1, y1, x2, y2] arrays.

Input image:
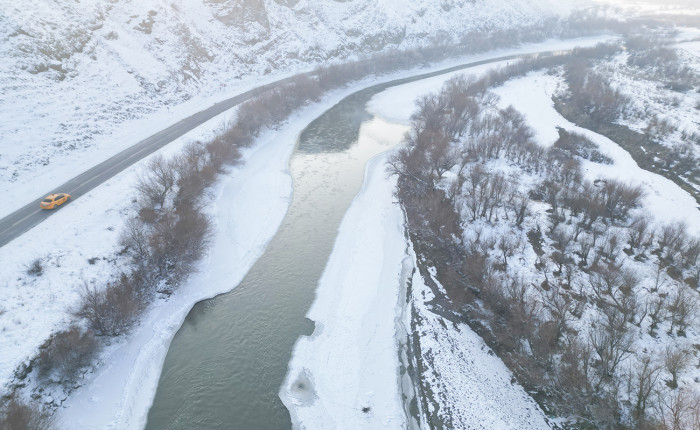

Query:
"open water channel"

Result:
[[145, 53, 537, 429]]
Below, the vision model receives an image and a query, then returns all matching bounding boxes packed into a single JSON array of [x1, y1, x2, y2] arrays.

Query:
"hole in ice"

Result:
[[290, 369, 316, 405]]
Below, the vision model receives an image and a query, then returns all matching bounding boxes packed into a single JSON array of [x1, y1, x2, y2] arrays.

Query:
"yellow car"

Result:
[[40, 193, 71, 210]]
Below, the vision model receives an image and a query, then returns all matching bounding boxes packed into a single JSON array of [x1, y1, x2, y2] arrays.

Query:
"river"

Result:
[[145, 52, 547, 429]]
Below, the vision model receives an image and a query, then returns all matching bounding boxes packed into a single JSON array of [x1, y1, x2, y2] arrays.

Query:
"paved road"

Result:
[[0, 49, 563, 248], [0, 77, 296, 248]]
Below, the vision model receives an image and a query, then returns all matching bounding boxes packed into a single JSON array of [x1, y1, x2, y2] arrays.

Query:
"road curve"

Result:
[[0, 50, 562, 248]]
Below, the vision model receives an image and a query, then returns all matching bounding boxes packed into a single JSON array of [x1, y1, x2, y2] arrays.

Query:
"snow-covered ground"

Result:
[[280, 144, 554, 429], [372, 51, 700, 425], [593, 0, 700, 17], [493, 72, 700, 234], [0, 106, 233, 399], [0, 36, 616, 427], [597, 47, 700, 159], [407, 265, 552, 430], [0, 0, 588, 219]]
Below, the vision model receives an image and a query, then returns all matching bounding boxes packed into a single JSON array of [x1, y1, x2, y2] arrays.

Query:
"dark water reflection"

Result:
[[297, 88, 374, 153]]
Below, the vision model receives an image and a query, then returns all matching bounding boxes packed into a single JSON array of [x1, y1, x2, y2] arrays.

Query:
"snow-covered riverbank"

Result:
[[280, 151, 408, 429]]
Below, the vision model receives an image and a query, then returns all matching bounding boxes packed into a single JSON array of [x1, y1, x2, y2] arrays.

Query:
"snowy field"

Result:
[[594, 0, 700, 16], [594, 40, 700, 162]]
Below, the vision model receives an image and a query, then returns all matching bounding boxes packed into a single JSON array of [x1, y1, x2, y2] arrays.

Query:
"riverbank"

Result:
[[279, 151, 408, 428]]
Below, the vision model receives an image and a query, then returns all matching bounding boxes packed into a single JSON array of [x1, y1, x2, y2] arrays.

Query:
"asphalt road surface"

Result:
[[0, 77, 291, 248], [0, 50, 563, 248]]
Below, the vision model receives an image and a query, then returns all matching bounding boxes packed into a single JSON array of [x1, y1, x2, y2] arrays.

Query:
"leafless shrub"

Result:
[[647, 294, 667, 336], [598, 229, 621, 262], [173, 143, 218, 209], [553, 127, 612, 164], [664, 345, 691, 389], [657, 222, 688, 265], [206, 134, 242, 171], [460, 249, 491, 290], [35, 325, 97, 384], [627, 354, 663, 422], [497, 234, 521, 267], [628, 214, 653, 251], [667, 287, 697, 337], [387, 144, 433, 190], [655, 388, 700, 430], [138, 207, 158, 224], [73, 278, 140, 337], [626, 35, 697, 86], [556, 334, 593, 411], [589, 310, 634, 389], [120, 216, 151, 267], [458, 164, 510, 222], [542, 288, 573, 339], [0, 396, 53, 430], [26, 258, 43, 276], [683, 236, 700, 269], [135, 154, 177, 208], [564, 63, 630, 124], [599, 179, 644, 221], [645, 115, 677, 143], [147, 208, 213, 286]]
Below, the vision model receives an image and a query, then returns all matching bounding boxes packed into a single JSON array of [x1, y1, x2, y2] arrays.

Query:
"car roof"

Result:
[[45, 193, 64, 199]]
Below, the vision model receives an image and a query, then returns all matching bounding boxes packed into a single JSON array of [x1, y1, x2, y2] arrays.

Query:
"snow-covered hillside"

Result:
[[0, 0, 587, 217]]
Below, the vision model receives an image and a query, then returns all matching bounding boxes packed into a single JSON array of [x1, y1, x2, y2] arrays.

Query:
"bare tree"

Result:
[[135, 154, 177, 208], [36, 325, 98, 384], [120, 216, 151, 266], [0, 396, 53, 430], [589, 310, 635, 389], [667, 287, 698, 336], [664, 345, 691, 389], [656, 389, 700, 430], [627, 354, 663, 422], [647, 294, 667, 337], [658, 222, 688, 264], [74, 278, 139, 337], [682, 236, 700, 269], [497, 234, 520, 267], [543, 287, 573, 339], [628, 214, 653, 250]]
